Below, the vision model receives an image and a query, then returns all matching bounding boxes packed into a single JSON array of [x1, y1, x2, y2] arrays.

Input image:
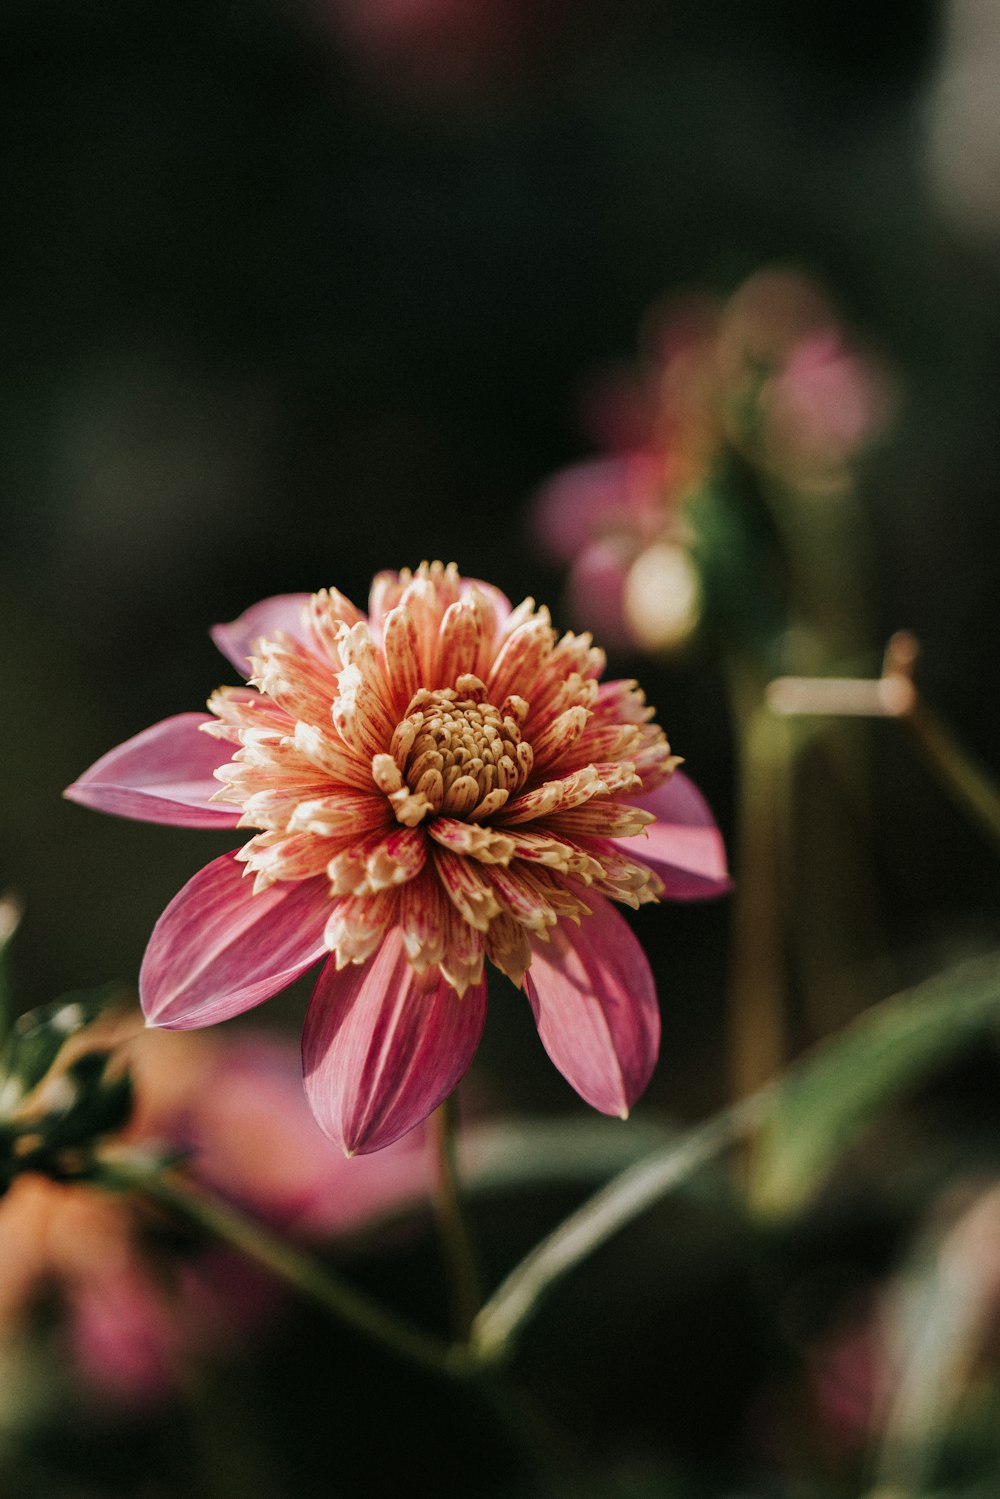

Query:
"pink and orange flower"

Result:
[[67, 563, 729, 1153]]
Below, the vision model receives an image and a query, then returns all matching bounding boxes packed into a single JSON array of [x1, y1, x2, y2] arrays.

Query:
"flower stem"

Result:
[[726, 665, 793, 1101], [769, 632, 1000, 855], [431, 1092, 483, 1339], [92, 1151, 475, 1382], [904, 698, 1000, 856]]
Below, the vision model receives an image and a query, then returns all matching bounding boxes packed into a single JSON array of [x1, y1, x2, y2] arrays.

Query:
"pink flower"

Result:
[[0, 1026, 428, 1410], [715, 267, 894, 489], [66, 563, 729, 1154], [533, 270, 894, 649]]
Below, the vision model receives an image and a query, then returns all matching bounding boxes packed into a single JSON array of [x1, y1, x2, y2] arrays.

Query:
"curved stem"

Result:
[[905, 699, 1000, 855], [93, 1151, 474, 1382], [470, 1086, 774, 1366], [432, 1092, 482, 1339], [768, 633, 1000, 855]]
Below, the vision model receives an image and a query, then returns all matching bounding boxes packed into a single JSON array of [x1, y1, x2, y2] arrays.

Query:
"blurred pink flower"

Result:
[[804, 1292, 892, 1456], [0, 1026, 429, 1411], [533, 268, 893, 648], [310, 0, 572, 99], [716, 267, 894, 490], [66, 563, 729, 1154]]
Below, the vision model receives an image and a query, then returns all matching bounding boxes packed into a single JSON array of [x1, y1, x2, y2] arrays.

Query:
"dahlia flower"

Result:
[[66, 563, 729, 1153]]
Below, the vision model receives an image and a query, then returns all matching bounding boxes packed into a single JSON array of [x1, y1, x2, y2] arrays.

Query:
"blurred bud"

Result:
[[623, 541, 702, 653], [717, 267, 894, 490], [0, 896, 22, 952]]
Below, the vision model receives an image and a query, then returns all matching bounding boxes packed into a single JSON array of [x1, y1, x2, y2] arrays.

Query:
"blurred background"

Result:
[[3, 1, 1000, 1494]]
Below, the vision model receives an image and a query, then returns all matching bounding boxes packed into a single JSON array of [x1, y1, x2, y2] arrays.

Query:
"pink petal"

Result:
[[141, 854, 329, 1028], [302, 931, 487, 1155], [64, 714, 242, 828], [458, 575, 513, 628], [531, 453, 662, 561], [525, 894, 659, 1118], [621, 771, 732, 900], [210, 594, 312, 676]]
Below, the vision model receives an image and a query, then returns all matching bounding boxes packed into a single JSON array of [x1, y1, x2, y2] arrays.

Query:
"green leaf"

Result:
[[750, 950, 1000, 1216], [470, 953, 1000, 1366], [459, 1117, 675, 1195]]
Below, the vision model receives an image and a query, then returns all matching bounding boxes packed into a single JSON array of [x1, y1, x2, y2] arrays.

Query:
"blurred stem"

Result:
[[96, 1149, 581, 1495], [770, 632, 1000, 856], [470, 1084, 775, 1365], [93, 1152, 474, 1382], [432, 1092, 482, 1339], [905, 697, 1000, 855], [0, 893, 24, 1045], [726, 664, 793, 1101]]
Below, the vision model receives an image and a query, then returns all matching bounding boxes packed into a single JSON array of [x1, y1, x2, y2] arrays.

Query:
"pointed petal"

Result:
[[621, 772, 731, 900], [64, 715, 242, 828], [141, 854, 329, 1028], [211, 595, 311, 676], [524, 895, 660, 1118], [302, 934, 487, 1154]]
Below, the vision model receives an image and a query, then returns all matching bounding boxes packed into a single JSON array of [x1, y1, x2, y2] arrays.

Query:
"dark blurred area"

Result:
[[4, 0, 1000, 1491]]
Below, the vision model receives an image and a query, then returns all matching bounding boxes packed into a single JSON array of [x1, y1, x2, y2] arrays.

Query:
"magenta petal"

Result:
[[64, 714, 242, 828], [525, 894, 659, 1118], [141, 854, 329, 1028], [302, 933, 487, 1155], [622, 771, 732, 900], [210, 594, 312, 676]]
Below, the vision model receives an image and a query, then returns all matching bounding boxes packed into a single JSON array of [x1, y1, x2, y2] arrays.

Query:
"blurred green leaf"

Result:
[[472, 953, 1000, 1364], [460, 1117, 674, 1195], [35, 1053, 133, 1156], [0, 986, 119, 1104], [751, 950, 1000, 1216]]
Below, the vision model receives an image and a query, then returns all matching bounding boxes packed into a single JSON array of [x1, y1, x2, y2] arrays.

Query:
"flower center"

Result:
[[388, 675, 533, 822]]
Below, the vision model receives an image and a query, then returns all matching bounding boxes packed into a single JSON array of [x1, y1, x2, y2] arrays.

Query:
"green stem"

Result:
[[905, 699, 1000, 855], [726, 666, 793, 1102], [432, 1093, 482, 1339], [469, 1086, 775, 1366], [93, 1152, 474, 1382]]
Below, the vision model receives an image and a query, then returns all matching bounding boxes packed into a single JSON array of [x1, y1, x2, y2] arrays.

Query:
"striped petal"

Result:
[[621, 772, 731, 899], [64, 715, 242, 828], [524, 894, 659, 1118], [141, 853, 329, 1028], [211, 594, 312, 676], [302, 932, 487, 1154]]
